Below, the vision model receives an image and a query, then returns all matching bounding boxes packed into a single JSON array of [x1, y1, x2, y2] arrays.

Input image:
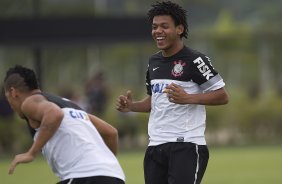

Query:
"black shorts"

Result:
[[144, 142, 209, 184], [57, 176, 125, 184]]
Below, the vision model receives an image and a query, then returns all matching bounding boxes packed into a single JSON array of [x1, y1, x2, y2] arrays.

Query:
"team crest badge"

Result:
[[171, 60, 186, 77]]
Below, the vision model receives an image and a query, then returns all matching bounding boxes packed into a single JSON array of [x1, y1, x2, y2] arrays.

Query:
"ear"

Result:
[[176, 25, 184, 36], [10, 87, 18, 98]]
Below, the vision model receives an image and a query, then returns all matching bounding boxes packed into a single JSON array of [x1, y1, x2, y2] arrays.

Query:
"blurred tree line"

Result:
[[0, 0, 282, 154]]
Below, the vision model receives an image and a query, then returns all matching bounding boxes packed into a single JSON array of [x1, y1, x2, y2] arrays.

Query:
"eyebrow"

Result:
[[152, 22, 170, 26]]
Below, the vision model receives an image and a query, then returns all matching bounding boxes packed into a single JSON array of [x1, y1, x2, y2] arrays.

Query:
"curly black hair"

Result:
[[147, 1, 188, 38], [4, 65, 39, 91]]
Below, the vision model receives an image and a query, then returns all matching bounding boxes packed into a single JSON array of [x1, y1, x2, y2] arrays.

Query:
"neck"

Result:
[[162, 41, 184, 57], [20, 89, 42, 101], [29, 89, 42, 95]]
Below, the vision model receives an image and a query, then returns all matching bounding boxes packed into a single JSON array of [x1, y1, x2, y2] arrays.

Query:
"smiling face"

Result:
[[152, 15, 184, 57]]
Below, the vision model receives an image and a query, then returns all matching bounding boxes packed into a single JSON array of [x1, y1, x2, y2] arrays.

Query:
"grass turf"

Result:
[[0, 145, 281, 184]]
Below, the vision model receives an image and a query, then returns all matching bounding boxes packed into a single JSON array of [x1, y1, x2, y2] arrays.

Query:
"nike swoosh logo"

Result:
[[153, 67, 159, 71]]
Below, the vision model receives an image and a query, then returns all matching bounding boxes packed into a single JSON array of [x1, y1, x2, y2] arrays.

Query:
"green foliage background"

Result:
[[0, 0, 282, 169]]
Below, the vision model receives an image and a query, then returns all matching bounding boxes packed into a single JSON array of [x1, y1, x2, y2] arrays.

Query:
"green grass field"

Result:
[[1, 146, 281, 184]]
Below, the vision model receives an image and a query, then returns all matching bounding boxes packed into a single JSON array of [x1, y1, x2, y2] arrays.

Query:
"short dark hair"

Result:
[[147, 1, 188, 38], [4, 65, 39, 91]]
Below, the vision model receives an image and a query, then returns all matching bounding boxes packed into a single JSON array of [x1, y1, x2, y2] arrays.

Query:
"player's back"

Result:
[[33, 93, 125, 181]]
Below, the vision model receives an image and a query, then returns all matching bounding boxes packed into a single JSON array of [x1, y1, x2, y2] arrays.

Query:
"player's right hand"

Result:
[[116, 90, 132, 112], [8, 152, 35, 175]]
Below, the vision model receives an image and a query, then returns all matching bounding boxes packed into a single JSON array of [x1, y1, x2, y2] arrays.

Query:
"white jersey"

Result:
[[34, 107, 125, 181], [146, 46, 225, 146]]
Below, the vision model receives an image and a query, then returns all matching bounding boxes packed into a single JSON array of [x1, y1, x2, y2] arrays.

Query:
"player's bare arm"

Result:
[[9, 95, 64, 175], [88, 114, 118, 155], [116, 90, 151, 112], [165, 83, 229, 105]]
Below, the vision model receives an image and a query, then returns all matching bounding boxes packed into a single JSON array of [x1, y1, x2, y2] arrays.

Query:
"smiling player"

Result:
[[116, 1, 229, 184]]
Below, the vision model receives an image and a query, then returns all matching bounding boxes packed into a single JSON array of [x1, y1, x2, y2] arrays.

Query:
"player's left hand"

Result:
[[8, 152, 35, 175], [163, 83, 188, 104]]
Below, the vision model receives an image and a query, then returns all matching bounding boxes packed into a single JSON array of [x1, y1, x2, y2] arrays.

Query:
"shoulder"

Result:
[[149, 50, 162, 62], [20, 95, 49, 120], [184, 46, 207, 59], [21, 94, 60, 113], [182, 47, 213, 66], [22, 94, 47, 108]]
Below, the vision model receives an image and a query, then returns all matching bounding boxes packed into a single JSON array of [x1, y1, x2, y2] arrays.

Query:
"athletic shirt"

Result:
[[146, 46, 225, 146], [30, 92, 125, 181]]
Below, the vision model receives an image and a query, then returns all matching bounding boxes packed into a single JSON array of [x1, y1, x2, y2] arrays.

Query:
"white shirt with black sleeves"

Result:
[[146, 46, 225, 146]]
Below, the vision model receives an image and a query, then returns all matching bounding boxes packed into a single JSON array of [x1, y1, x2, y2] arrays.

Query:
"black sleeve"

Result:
[[191, 54, 219, 85], [42, 92, 83, 110], [145, 64, 152, 96]]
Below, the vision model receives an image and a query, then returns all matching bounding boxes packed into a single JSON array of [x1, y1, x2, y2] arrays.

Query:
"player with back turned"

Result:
[[116, 1, 229, 184], [4, 65, 125, 184]]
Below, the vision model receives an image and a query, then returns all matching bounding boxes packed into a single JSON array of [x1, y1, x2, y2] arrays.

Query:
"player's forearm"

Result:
[[185, 88, 229, 105], [88, 114, 119, 155], [130, 101, 150, 112], [29, 112, 63, 156], [130, 96, 151, 112], [103, 132, 118, 155]]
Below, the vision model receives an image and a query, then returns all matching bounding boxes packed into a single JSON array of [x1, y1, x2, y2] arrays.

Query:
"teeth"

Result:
[[156, 37, 165, 40]]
